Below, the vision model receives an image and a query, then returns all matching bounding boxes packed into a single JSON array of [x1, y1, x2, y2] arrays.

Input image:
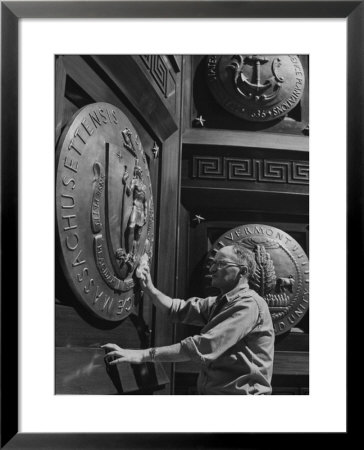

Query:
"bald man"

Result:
[[103, 244, 274, 395]]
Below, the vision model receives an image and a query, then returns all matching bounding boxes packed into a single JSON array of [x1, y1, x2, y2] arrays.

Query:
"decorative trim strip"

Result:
[[140, 55, 170, 98], [192, 156, 309, 185]]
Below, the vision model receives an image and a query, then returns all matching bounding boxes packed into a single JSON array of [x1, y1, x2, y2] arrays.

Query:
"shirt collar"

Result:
[[224, 281, 250, 303]]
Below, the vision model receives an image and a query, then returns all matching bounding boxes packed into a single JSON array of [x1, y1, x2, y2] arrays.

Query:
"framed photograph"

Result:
[[1, 1, 356, 447]]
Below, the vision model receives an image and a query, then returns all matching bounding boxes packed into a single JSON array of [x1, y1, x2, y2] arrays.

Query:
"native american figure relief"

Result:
[[114, 159, 148, 278], [112, 130, 152, 280], [123, 160, 148, 257]]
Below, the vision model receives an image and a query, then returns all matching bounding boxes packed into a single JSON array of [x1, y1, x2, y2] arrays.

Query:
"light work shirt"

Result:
[[169, 283, 275, 395]]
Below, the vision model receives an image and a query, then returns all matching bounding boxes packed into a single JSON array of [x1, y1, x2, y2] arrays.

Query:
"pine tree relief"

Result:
[[250, 245, 277, 296]]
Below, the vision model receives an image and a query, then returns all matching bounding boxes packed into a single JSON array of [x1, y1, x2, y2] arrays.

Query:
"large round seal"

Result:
[[56, 103, 154, 321], [203, 224, 309, 335], [206, 55, 305, 122]]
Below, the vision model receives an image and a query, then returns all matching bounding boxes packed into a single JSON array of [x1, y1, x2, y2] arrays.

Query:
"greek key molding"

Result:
[[140, 55, 170, 98], [192, 156, 309, 185], [227, 158, 257, 181], [192, 156, 226, 179]]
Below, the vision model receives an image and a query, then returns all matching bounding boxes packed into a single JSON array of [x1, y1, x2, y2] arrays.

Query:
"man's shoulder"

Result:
[[233, 288, 268, 308], [246, 290, 272, 318], [230, 287, 258, 300]]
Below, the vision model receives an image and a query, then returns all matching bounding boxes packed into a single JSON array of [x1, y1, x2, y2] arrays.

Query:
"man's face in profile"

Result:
[[209, 247, 242, 293]]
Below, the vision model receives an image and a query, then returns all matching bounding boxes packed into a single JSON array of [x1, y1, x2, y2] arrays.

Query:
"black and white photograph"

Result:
[[1, 2, 353, 445], [55, 54, 309, 396]]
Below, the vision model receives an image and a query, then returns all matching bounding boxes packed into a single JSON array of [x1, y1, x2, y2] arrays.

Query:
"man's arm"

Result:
[[102, 267, 190, 365], [138, 265, 173, 314], [102, 342, 190, 365], [137, 263, 210, 325]]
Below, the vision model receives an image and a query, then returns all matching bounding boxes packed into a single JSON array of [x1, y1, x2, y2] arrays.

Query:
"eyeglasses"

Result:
[[210, 260, 245, 270]]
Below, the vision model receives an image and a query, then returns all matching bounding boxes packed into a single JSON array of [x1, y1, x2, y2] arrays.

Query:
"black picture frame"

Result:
[[1, 1, 356, 448]]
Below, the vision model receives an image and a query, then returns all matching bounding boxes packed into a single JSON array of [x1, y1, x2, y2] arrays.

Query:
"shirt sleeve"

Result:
[[168, 297, 213, 326], [179, 300, 260, 365]]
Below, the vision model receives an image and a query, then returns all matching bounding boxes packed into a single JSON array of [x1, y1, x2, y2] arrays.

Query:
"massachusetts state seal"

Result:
[[207, 55, 305, 122], [203, 224, 309, 335], [56, 103, 154, 321]]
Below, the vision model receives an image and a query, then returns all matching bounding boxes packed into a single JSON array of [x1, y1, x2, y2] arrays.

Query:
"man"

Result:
[[102, 244, 275, 395]]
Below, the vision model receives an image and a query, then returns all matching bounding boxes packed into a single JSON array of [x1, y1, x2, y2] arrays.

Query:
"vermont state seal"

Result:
[[203, 224, 309, 335]]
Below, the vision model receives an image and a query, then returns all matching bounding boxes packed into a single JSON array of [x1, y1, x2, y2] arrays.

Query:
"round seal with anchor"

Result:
[[206, 55, 305, 122], [203, 224, 309, 335], [56, 103, 154, 321]]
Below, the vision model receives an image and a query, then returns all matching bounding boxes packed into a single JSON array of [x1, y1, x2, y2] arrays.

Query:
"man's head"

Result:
[[209, 244, 256, 294]]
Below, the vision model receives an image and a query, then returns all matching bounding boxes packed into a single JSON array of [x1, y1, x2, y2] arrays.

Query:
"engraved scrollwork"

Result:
[[145, 197, 154, 261], [91, 162, 105, 233]]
